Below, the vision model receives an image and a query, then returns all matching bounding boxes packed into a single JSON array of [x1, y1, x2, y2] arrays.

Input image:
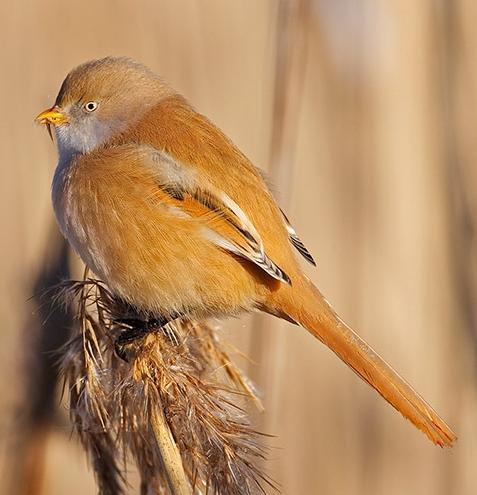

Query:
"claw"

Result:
[[112, 314, 174, 362]]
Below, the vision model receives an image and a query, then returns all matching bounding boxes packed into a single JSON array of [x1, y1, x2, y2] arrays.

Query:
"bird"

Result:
[[36, 56, 456, 447]]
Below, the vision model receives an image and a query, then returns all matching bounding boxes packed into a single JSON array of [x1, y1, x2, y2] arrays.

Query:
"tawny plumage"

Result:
[[37, 57, 456, 447]]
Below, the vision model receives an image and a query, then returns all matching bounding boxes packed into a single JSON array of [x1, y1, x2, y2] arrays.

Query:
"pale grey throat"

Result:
[[54, 109, 120, 161]]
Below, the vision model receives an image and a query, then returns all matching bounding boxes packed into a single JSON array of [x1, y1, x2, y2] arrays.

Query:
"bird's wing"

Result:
[[279, 209, 316, 266], [255, 166, 316, 266], [144, 147, 291, 285]]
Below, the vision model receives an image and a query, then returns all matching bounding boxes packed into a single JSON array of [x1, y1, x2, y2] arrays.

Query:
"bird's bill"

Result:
[[35, 106, 69, 126]]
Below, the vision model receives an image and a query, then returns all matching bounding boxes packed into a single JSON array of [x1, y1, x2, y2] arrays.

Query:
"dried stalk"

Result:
[[250, 0, 310, 434], [149, 406, 190, 495], [55, 277, 274, 494]]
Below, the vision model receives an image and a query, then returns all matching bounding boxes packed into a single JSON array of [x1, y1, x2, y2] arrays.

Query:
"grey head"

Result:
[[37, 57, 173, 160]]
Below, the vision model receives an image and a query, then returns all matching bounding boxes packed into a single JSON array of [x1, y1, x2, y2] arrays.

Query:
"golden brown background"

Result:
[[1, 1, 476, 494]]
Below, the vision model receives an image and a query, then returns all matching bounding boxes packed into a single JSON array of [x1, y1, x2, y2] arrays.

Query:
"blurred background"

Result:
[[1, 0, 476, 494]]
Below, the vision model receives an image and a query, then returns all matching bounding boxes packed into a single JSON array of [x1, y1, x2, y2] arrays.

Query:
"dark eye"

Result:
[[83, 101, 98, 112]]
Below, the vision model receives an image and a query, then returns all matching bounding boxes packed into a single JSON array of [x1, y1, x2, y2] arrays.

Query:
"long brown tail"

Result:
[[272, 278, 456, 447]]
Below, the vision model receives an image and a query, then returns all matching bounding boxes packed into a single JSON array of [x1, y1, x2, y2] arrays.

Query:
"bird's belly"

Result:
[[56, 183, 260, 318]]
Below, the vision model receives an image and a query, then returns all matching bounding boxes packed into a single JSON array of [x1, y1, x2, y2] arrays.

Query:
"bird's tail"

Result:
[[271, 278, 456, 447]]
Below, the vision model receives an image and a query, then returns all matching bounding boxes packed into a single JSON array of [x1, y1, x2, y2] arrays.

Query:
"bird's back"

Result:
[[114, 95, 300, 275]]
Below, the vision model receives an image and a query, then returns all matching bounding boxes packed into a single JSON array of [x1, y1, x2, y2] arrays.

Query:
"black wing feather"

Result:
[[280, 209, 316, 266]]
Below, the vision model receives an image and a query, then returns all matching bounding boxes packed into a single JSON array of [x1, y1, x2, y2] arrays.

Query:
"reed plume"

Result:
[[56, 276, 274, 494]]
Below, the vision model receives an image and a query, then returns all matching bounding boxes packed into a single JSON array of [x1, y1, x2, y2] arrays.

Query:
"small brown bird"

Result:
[[37, 57, 455, 446]]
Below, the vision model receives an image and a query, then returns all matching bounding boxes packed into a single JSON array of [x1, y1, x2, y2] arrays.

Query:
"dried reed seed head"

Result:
[[55, 278, 275, 494]]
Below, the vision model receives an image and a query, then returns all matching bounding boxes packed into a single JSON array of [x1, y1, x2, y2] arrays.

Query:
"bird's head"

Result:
[[36, 57, 172, 159]]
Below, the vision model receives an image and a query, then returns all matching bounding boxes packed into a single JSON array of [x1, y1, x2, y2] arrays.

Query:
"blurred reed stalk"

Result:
[[8, 230, 72, 495], [250, 0, 310, 425], [437, 1, 477, 350], [57, 274, 274, 495]]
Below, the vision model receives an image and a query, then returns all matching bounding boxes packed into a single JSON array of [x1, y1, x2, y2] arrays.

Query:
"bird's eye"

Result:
[[83, 101, 98, 112]]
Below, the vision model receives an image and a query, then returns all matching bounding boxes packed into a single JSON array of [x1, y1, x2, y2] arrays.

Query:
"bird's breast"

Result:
[[50, 153, 260, 316]]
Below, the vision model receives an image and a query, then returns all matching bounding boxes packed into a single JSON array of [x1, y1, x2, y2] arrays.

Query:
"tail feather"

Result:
[[275, 280, 456, 447]]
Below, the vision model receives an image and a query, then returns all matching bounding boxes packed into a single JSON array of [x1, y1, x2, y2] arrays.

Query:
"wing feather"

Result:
[[146, 147, 291, 285], [280, 209, 316, 266]]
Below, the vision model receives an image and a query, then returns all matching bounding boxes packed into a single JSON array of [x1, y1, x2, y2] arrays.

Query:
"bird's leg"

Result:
[[113, 315, 173, 361]]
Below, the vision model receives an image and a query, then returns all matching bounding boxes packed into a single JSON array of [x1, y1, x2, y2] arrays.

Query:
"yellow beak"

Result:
[[35, 106, 69, 126]]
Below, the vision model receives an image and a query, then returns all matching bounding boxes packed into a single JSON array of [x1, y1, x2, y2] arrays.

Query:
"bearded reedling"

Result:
[[36, 57, 456, 447]]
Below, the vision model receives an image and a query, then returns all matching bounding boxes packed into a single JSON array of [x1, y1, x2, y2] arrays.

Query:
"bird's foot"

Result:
[[113, 316, 170, 362]]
